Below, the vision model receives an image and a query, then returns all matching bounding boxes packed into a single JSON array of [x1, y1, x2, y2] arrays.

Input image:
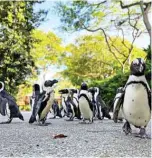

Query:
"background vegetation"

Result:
[[0, 0, 151, 110]]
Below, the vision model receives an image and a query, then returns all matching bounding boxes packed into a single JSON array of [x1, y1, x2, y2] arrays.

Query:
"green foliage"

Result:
[[55, 0, 144, 33], [61, 34, 146, 86], [31, 29, 63, 70], [19, 105, 31, 111], [89, 72, 129, 107], [144, 45, 151, 87], [0, 1, 47, 95]]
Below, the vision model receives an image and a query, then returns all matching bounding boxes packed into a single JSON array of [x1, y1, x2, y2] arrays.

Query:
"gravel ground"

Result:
[[0, 112, 151, 157]]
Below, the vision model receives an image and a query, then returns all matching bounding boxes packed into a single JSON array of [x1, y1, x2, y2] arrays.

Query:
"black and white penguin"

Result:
[[113, 58, 151, 138], [51, 100, 62, 118], [89, 87, 111, 120], [113, 87, 124, 122], [79, 82, 93, 123], [29, 79, 58, 125], [70, 88, 81, 119], [59, 89, 80, 120], [0, 81, 24, 123], [70, 89, 79, 108], [29, 83, 41, 123], [59, 89, 71, 118]]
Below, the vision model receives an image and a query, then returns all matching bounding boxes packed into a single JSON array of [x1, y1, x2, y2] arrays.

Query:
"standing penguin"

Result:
[[79, 82, 93, 123], [29, 79, 58, 125], [29, 83, 41, 123], [70, 88, 81, 119], [113, 58, 151, 138], [88, 87, 103, 120], [59, 89, 71, 118], [51, 100, 62, 118], [113, 87, 124, 122], [0, 81, 24, 123], [59, 89, 80, 120], [89, 87, 111, 120]]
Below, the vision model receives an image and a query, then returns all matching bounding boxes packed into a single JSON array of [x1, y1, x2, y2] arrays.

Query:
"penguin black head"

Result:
[[58, 89, 69, 94], [88, 87, 95, 94], [130, 58, 146, 76], [33, 84, 40, 92], [70, 89, 78, 94], [44, 79, 58, 87], [80, 82, 88, 90], [116, 87, 123, 94]]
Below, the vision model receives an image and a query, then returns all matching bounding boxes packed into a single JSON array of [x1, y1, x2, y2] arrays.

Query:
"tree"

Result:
[[61, 34, 146, 85], [0, 1, 47, 95], [119, 0, 151, 47], [55, 0, 150, 72], [30, 29, 64, 82]]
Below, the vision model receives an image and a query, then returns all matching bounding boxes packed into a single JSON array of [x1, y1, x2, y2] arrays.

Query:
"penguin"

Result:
[[113, 87, 124, 122], [29, 79, 58, 125], [0, 81, 24, 124], [29, 83, 41, 123], [113, 58, 151, 138], [51, 100, 62, 118], [89, 87, 111, 120], [59, 89, 80, 120], [78, 82, 93, 123], [88, 87, 103, 120], [58, 89, 70, 118], [88, 87, 97, 118], [70, 88, 81, 119], [70, 89, 79, 107]]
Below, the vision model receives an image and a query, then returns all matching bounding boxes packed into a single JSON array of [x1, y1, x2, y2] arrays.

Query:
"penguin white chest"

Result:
[[62, 99, 67, 112], [113, 93, 124, 119], [123, 84, 150, 127], [40, 92, 55, 120], [79, 97, 93, 119]]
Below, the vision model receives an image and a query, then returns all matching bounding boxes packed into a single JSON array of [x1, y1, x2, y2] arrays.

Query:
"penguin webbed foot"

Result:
[[38, 121, 51, 126], [0, 118, 12, 124], [97, 115, 104, 120], [133, 128, 150, 139], [49, 116, 56, 119], [89, 117, 94, 123], [79, 118, 86, 124], [66, 117, 74, 121], [122, 121, 132, 135], [117, 119, 123, 123]]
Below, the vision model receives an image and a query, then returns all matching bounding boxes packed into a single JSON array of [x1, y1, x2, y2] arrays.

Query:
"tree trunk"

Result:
[[140, 0, 151, 48]]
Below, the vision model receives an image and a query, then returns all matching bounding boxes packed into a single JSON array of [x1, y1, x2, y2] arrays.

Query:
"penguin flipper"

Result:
[[148, 90, 151, 111], [113, 92, 124, 123], [29, 115, 36, 123], [0, 95, 7, 116]]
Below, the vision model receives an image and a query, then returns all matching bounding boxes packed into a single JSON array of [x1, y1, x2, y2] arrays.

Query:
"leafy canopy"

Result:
[[0, 1, 47, 95], [61, 34, 146, 86]]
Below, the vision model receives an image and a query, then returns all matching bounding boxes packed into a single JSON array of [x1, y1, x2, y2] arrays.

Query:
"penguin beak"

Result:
[[139, 64, 143, 72]]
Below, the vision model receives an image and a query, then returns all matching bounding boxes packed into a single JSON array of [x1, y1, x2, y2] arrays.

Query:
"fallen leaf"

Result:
[[53, 134, 67, 139]]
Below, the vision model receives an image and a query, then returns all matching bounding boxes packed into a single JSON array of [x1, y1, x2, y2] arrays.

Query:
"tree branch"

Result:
[[81, 24, 123, 68], [120, 1, 151, 9], [92, 0, 107, 6]]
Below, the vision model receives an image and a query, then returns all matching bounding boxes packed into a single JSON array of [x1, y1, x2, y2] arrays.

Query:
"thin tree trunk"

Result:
[[140, 0, 151, 48]]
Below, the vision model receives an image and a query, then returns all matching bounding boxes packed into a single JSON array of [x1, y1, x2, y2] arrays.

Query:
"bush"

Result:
[[89, 72, 129, 107], [19, 105, 31, 111]]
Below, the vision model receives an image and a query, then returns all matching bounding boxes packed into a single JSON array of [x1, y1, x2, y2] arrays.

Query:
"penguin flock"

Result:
[[0, 58, 151, 138]]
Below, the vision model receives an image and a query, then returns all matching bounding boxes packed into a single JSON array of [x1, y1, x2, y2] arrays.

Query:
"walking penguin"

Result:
[[79, 82, 93, 123], [29, 79, 58, 125], [113, 58, 151, 138], [0, 81, 24, 123]]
